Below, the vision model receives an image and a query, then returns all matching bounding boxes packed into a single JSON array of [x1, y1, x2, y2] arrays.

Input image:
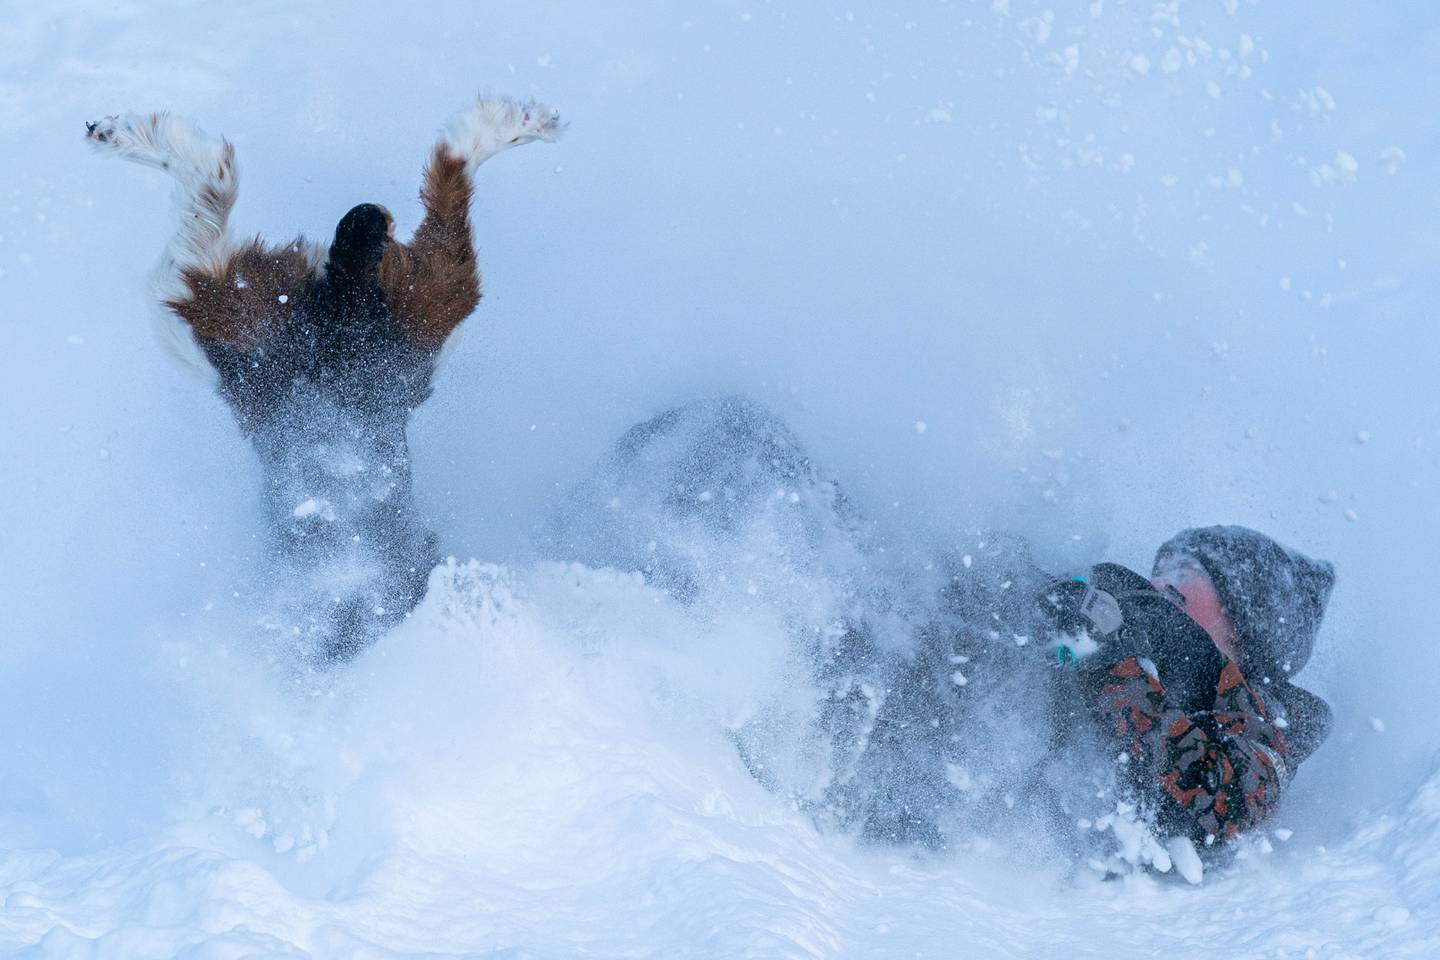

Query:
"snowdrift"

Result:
[[0, 561, 1434, 958]]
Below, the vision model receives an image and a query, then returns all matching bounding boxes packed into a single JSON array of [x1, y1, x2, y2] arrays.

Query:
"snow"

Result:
[[1165, 836, 1205, 885], [3, 0, 1440, 956], [291, 498, 331, 520], [3, 561, 1439, 957]]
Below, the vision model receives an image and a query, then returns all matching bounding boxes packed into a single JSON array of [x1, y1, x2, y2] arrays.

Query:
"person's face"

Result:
[[1151, 563, 1241, 662]]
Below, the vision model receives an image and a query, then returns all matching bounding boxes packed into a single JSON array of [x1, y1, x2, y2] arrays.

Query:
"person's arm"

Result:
[[1091, 656, 1291, 843]]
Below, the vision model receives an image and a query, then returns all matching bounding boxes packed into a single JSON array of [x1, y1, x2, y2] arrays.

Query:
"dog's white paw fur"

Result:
[[85, 111, 233, 180], [443, 96, 563, 172]]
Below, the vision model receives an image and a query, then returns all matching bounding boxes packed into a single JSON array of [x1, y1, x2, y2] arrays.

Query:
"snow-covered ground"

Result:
[[0, 561, 1437, 958], [3, 1, 1440, 956]]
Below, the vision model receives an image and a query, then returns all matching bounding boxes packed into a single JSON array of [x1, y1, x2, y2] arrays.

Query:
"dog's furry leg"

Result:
[[85, 112, 321, 349], [85, 113, 238, 293], [380, 96, 562, 351]]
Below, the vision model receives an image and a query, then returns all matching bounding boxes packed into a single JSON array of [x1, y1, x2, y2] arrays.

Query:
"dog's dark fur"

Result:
[[87, 99, 559, 661]]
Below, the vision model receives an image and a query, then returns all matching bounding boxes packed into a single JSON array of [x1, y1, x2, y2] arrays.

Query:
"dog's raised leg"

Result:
[[85, 113, 321, 350], [84, 113, 239, 298], [380, 96, 563, 351]]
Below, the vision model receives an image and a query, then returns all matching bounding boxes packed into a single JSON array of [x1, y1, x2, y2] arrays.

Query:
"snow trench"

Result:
[[0, 556, 1435, 958]]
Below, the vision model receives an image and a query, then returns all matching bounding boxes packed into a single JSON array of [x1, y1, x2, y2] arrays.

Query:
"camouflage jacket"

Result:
[[1089, 655, 1291, 843]]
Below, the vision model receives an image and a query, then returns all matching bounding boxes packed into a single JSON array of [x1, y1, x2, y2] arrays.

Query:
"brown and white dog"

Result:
[[86, 96, 562, 661]]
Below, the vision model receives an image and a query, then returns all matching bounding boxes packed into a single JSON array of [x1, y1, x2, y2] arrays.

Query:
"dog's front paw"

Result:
[[84, 115, 124, 147], [445, 96, 563, 170], [82, 111, 231, 180], [83, 112, 161, 158], [500, 98, 563, 146]]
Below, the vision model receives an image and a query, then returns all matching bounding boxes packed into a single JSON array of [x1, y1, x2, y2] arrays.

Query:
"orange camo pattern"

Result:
[[1110, 659, 1147, 679], [1089, 655, 1291, 844], [1217, 661, 1246, 695]]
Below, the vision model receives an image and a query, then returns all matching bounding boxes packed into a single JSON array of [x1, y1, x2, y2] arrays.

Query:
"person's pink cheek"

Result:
[[1153, 575, 1241, 662]]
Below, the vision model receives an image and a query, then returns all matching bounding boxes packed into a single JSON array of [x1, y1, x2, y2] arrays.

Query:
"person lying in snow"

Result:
[[1037, 527, 1333, 848], [549, 397, 1334, 869]]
